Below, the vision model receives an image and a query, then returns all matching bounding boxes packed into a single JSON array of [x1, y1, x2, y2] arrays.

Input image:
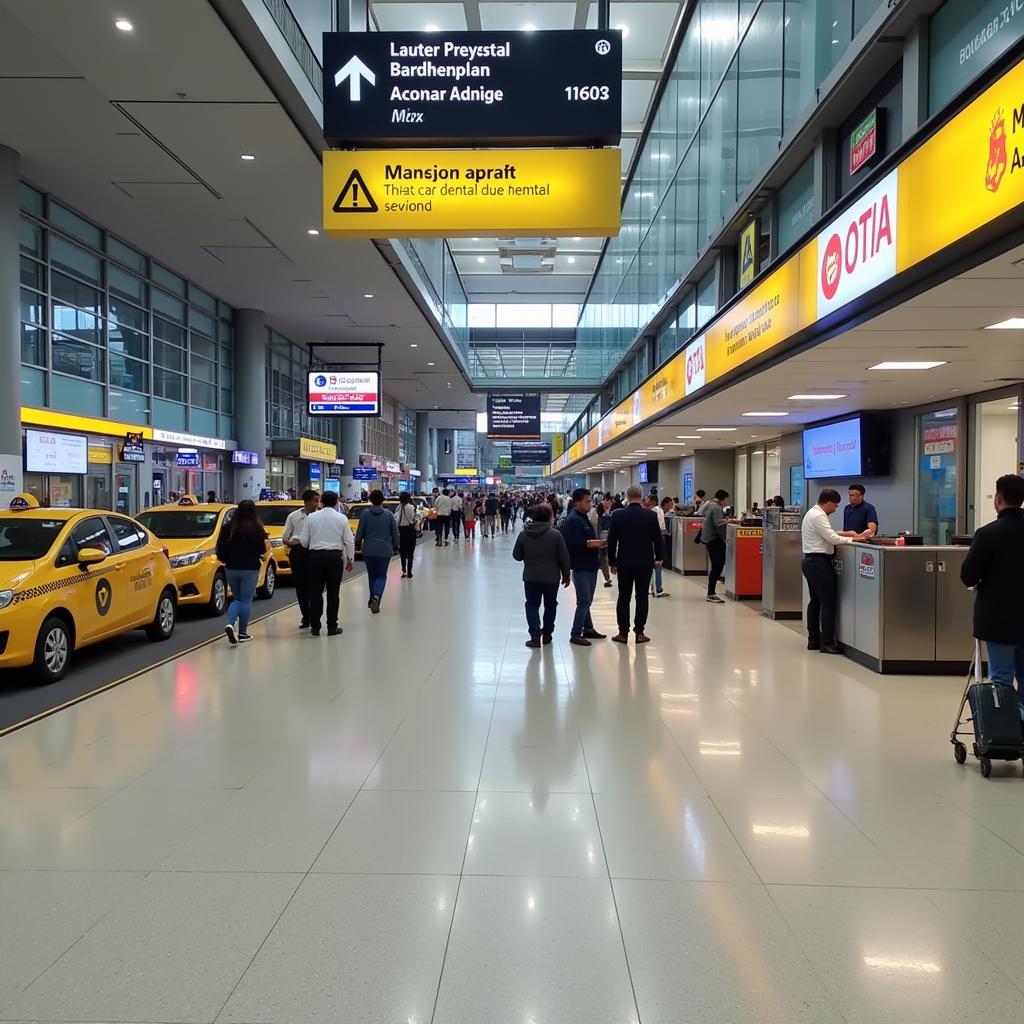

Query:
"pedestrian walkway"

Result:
[[2, 532, 1024, 1024]]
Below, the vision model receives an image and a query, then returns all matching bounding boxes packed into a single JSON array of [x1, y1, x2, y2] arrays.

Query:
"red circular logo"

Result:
[[820, 233, 843, 301]]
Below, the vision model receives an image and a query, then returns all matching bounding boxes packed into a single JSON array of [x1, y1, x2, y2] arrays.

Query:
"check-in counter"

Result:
[[832, 543, 975, 673], [762, 508, 803, 620], [671, 516, 708, 575], [725, 524, 763, 600]]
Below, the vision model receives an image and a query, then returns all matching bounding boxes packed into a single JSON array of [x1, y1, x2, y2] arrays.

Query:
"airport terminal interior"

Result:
[[3, 0, 1024, 1021]]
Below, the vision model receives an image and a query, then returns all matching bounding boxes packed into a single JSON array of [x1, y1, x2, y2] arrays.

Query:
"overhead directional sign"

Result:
[[322, 30, 621, 147], [323, 148, 620, 238]]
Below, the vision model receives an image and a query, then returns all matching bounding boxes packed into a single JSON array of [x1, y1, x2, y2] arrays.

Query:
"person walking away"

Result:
[[606, 485, 664, 644], [434, 488, 453, 546], [299, 490, 354, 637], [450, 490, 464, 542], [961, 473, 1024, 718], [283, 489, 320, 629], [395, 490, 419, 578], [801, 488, 862, 653], [217, 499, 270, 645], [463, 497, 477, 541], [560, 488, 607, 646], [701, 490, 731, 604], [843, 483, 878, 539], [356, 489, 400, 613], [597, 494, 615, 587], [512, 503, 570, 648], [645, 496, 671, 598], [500, 496, 512, 533], [484, 493, 499, 538]]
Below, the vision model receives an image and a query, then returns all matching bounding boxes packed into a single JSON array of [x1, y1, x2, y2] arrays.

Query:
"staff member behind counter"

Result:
[[843, 483, 878, 539], [802, 488, 871, 655]]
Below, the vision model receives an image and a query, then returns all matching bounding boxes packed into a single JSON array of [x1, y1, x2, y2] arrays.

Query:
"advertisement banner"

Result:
[[298, 438, 339, 462], [25, 430, 88, 475], [0, 455, 22, 499], [684, 334, 706, 396]]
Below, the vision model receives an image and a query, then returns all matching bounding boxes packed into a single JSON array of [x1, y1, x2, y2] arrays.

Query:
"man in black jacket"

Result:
[[606, 485, 665, 644], [559, 488, 608, 647], [961, 473, 1024, 716], [513, 503, 571, 648]]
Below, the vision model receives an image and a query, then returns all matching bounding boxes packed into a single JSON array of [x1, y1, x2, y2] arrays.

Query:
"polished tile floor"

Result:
[[2, 527, 1023, 1023]]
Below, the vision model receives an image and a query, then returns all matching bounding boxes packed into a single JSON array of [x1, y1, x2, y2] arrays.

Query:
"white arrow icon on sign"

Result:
[[334, 55, 376, 101]]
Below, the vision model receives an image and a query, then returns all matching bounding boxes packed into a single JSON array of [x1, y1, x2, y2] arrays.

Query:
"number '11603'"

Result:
[[565, 86, 610, 101]]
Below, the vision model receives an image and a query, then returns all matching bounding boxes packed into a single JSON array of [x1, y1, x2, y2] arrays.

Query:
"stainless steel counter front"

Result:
[[670, 516, 708, 575], [832, 544, 974, 673]]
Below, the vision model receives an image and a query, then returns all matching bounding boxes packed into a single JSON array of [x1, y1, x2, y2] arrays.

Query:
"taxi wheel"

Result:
[[33, 615, 72, 684], [207, 571, 228, 617], [146, 588, 177, 642], [257, 560, 276, 600]]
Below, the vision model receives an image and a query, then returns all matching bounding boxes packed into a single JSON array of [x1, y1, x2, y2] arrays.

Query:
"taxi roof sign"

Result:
[[10, 493, 40, 511], [322, 148, 621, 238]]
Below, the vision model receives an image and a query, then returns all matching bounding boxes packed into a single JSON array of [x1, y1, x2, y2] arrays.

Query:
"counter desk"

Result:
[[831, 543, 975, 674], [725, 523, 763, 600], [670, 516, 708, 575]]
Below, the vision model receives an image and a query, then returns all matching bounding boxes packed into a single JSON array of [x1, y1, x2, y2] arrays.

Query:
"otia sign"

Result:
[[323, 149, 620, 238], [322, 30, 621, 148]]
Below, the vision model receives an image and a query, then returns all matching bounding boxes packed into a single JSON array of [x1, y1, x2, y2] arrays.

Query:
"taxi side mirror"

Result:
[[77, 546, 107, 567]]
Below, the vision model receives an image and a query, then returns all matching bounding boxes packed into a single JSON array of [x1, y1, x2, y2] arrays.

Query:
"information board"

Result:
[[353, 466, 379, 481], [25, 430, 87, 475], [487, 393, 541, 439], [323, 30, 621, 147], [308, 371, 381, 416], [510, 440, 552, 465]]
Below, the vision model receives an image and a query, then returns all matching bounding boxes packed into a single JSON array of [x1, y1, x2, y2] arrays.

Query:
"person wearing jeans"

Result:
[[560, 488, 607, 647], [512, 502, 570, 648], [216, 499, 270, 645], [225, 569, 259, 641], [355, 489, 401, 614], [700, 490, 731, 603], [961, 473, 1024, 717], [395, 492, 418, 578]]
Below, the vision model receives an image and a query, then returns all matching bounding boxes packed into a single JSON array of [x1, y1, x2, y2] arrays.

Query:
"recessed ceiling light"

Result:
[[306, 228, 320, 235], [787, 394, 846, 400], [363, 293, 374, 299], [615, 23, 630, 38], [523, 22, 537, 31], [675, 435, 700, 439], [115, 17, 133, 31], [697, 427, 737, 431], [567, 256, 576, 264], [742, 411, 789, 417], [985, 317, 1024, 329], [427, 361, 435, 366], [869, 361, 946, 370], [477, 256, 486, 264], [410, 343, 418, 348], [424, 23, 440, 31], [240, 152, 256, 161], [658, 442, 688, 446]]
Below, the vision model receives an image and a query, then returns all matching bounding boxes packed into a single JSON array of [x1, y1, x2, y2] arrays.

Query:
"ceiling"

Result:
[[0, 0, 487, 415], [367, 0, 683, 299], [569, 241, 1024, 474]]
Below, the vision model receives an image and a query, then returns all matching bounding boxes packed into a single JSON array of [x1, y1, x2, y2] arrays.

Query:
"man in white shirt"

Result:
[[298, 490, 354, 637], [801, 488, 867, 654], [450, 490, 464, 543], [433, 488, 453, 547], [282, 488, 321, 629]]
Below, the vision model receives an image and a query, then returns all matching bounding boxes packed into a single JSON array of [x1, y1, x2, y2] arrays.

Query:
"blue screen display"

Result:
[[803, 418, 862, 478], [638, 462, 648, 484]]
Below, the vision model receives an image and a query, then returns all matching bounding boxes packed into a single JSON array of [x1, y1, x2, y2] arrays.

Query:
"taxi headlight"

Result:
[[169, 551, 205, 569], [270, 538, 285, 548], [0, 589, 13, 610]]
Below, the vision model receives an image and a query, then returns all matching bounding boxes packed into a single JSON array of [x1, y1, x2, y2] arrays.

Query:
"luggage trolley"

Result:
[[950, 641, 1024, 778]]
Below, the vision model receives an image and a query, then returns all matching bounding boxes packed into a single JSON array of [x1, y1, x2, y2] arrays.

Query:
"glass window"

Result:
[[154, 340, 186, 373], [109, 319, 148, 360], [109, 353, 148, 393], [50, 204, 102, 248], [154, 316, 185, 348], [220, 387, 234, 415], [917, 408, 960, 543], [189, 307, 216, 337], [737, 1, 784, 199], [52, 335, 103, 380], [191, 355, 216, 384], [698, 62, 738, 243], [21, 323, 45, 366], [854, 0, 883, 33], [188, 284, 217, 314], [190, 334, 216, 360], [19, 218, 44, 258], [19, 183, 44, 217], [678, 288, 697, 346], [154, 368, 186, 402], [21, 366, 45, 406], [108, 516, 146, 551], [50, 236, 102, 285], [109, 265, 148, 306], [674, 148, 699, 277], [52, 271, 101, 317], [696, 269, 717, 328], [218, 300, 234, 321], [783, 0, 815, 130], [20, 288, 45, 325], [701, 0, 739, 116], [52, 302, 100, 345], [107, 236, 146, 274], [777, 155, 816, 252], [192, 381, 217, 410], [20, 256, 44, 291], [109, 299, 148, 334], [151, 262, 185, 296], [219, 343, 233, 367], [153, 289, 185, 322]]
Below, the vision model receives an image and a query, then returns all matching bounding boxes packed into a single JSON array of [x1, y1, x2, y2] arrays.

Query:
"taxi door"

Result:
[[51, 516, 120, 645], [105, 515, 161, 628]]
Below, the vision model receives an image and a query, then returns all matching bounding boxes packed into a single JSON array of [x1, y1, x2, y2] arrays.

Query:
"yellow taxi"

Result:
[[255, 500, 303, 578], [136, 497, 275, 615], [0, 494, 178, 683]]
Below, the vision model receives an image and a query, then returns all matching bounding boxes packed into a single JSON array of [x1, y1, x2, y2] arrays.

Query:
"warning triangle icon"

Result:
[[333, 169, 378, 213]]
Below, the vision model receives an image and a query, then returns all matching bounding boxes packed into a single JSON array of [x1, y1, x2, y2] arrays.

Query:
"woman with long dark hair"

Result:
[[217, 499, 270, 644], [395, 490, 418, 578]]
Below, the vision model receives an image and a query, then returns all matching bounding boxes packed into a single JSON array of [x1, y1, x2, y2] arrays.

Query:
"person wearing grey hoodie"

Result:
[[355, 490, 400, 614], [512, 503, 571, 648]]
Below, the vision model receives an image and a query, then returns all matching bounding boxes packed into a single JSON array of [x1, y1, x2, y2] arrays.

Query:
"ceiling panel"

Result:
[[372, 2, 469, 30], [586, 2, 682, 62], [478, 2, 577, 30]]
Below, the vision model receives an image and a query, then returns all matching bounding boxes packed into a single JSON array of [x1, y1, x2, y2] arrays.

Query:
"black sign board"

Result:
[[487, 393, 541, 439], [120, 431, 145, 464], [510, 440, 552, 465], [323, 30, 621, 147]]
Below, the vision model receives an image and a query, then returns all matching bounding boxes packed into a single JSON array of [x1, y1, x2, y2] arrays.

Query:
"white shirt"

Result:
[[651, 506, 666, 533], [802, 505, 853, 555], [282, 507, 308, 545], [434, 494, 453, 516], [450, 495, 463, 512], [299, 507, 355, 560]]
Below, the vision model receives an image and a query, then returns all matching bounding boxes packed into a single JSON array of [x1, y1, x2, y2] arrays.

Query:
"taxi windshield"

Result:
[[0, 518, 66, 560], [256, 505, 299, 527], [137, 509, 221, 539]]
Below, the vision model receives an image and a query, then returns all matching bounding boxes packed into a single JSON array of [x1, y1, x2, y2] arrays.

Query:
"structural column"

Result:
[[416, 412, 431, 485], [338, 416, 362, 499], [0, 147, 25, 497], [437, 429, 455, 477], [233, 308, 268, 498]]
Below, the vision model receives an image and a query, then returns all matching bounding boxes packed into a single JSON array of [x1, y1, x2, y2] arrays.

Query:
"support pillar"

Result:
[[0, 147, 23, 498], [416, 412, 431, 487], [338, 416, 363, 499], [437, 429, 455, 476], [233, 309, 267, 499]]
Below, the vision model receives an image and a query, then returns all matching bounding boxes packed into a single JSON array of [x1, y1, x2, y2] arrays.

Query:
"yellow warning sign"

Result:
[[323, 148, 621, 238]]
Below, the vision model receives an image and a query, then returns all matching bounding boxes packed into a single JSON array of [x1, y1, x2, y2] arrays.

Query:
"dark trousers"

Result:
[[308, 549, 343, 631], [289, 544, 310, 623], [802, 554, 838, 646], [616, 566, 653, 634], [398, 525, 417, 573], [436, 515, 451, 544], [706, 537, 727, 597], [451, 510, 462, 539], [524, 580, 559, 638]]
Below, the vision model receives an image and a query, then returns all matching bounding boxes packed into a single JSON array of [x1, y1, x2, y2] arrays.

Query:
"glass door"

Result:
[[114, 465, 136, 515], [916, 407, 960, 543], [970, 393, 1020, 531]]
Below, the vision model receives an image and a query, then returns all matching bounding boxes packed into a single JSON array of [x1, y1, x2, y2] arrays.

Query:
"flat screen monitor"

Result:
[[25, 430, 88, 475], [308, 371, 380, 416], [802, 415, 890, 479]]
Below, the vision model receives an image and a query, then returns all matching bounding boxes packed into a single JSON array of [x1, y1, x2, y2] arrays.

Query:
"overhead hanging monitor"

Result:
[[308, 370, 381, 417], [487, 392, 541, 439], [802, 415, 891, 479]]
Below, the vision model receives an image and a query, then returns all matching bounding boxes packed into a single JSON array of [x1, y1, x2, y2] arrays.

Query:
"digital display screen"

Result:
[[487, 393, 541, 439], [803, 417, 862, 478], [638, 462, 649, 484], [25, 430, 88, 475], [231, 450, 260, 466], [308, 371, 381, 416]]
